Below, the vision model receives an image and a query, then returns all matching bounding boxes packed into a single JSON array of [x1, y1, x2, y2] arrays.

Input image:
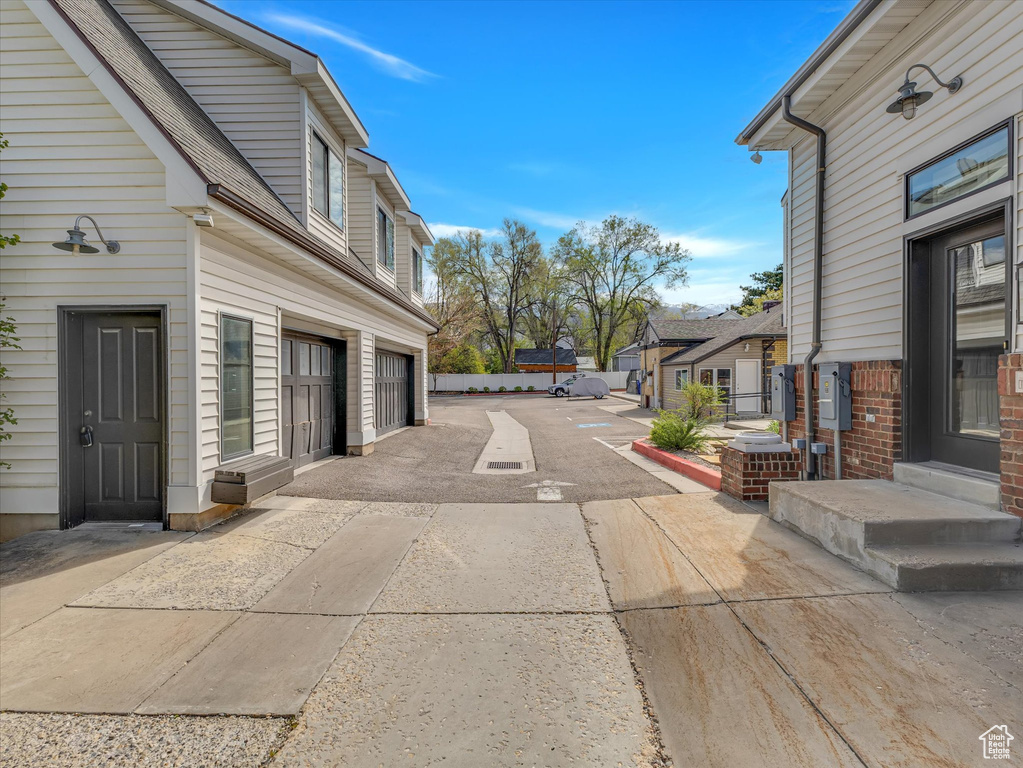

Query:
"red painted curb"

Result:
[[632, 439, 722, 491]]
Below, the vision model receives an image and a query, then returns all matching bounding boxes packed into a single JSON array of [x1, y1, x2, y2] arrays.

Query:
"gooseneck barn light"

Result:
[[885, 64, 963, 120], [52, 215, 120, 254]]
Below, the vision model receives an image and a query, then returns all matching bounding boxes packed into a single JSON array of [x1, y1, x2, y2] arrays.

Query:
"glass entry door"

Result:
[[926, 219, 1007, 472]]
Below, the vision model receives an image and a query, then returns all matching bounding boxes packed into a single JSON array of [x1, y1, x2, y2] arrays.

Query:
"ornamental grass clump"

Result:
[[649, 410, 711, 454]]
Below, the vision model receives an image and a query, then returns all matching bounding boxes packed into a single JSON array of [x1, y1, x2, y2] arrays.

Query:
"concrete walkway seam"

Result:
[[633, 502, 872, 768]]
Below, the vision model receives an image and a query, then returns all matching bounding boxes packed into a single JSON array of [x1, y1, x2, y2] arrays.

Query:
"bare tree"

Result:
[[452, 220, 542, 373], [554, 215, 690, 371]]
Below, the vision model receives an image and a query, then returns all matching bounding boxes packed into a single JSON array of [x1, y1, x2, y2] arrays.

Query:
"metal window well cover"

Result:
[[487, 461, 524, 470]]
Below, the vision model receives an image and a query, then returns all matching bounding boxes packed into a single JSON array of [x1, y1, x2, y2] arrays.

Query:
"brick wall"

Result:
[[998, 354, 1023, 518], [786, 360, 902, 481], [721, 447, 802, 501]]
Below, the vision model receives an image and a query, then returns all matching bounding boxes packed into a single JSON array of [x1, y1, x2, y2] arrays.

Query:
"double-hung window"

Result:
[[311, 132, 344, 229], [412, 247, 423, 294], [377, 207, 395, 271], [220, 314, 253, 459]]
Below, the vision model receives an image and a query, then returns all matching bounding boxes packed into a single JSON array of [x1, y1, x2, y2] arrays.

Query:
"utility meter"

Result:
[[818, 362, 851, 431], [770, 365, 796, 422]]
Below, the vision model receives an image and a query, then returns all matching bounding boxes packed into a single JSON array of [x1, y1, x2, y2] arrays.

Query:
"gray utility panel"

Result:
[[770, 365, 797, 421], [818, 362, 852, 431]]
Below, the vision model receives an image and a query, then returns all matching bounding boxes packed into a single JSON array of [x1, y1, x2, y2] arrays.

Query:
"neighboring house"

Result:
[[638, 316, 741, 408], [0, 0, 438, 540], [514, 349, 578, 373], [575, 356, 597, 372], [736, 0, 1022, 515], [611, 342, 641, 372], [660, 303, 787, 415]]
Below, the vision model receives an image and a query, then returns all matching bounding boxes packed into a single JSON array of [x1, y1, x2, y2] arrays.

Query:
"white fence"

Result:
[[429, 371, 631, 392]]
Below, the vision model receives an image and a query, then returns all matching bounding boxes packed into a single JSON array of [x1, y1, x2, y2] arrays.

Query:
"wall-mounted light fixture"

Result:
[[885, 64, 963, 120], [52, 215, 120, 254], [744, 342, 751, 353], [750, 147, 763, 164]]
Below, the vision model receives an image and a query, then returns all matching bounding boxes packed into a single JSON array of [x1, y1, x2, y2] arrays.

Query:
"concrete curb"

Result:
[[631, 439, 722, 491]]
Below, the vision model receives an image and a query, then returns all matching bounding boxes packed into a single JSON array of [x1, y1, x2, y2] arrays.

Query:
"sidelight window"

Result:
[[220, 315, 253, 459]]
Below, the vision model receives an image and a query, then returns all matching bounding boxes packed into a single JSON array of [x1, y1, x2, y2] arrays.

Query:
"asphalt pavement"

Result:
[[281, 393, 674, 503]]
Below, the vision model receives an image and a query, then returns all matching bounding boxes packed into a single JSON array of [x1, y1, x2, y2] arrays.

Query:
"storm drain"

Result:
[[487, 461, 524, 470]]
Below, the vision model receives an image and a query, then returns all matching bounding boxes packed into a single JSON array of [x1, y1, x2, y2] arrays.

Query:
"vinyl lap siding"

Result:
[[786, 0, 1023, 361], [346, 160, 374, 272], [0, 1, 189, 509], [110, 0, 304, 217]]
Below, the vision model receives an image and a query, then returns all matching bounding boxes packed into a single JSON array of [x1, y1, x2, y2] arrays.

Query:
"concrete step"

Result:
[[769, 479, 1023, 591], [893, 461, 1000, 510], [866, 543, 1023, 591]]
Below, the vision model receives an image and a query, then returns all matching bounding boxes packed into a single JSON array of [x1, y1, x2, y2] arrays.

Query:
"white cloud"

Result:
[[265, 14, 437, 82], [511, 206, 584, 231], [659, 278, 744, 307], [429, 223, 502, 239], [662, 232, 759, 258]]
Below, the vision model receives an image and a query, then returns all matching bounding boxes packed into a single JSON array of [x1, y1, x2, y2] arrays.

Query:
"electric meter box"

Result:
[[818, 362, 852, 431], [770, 365, 796, 422]]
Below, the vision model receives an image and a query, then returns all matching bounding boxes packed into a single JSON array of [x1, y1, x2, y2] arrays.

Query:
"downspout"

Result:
[[781, 95, 825, 479]]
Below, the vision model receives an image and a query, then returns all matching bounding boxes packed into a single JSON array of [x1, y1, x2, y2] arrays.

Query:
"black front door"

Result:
[[913, 218, 1008, 472], [64, 311, 164, 524], [281, 333, 334, 468]]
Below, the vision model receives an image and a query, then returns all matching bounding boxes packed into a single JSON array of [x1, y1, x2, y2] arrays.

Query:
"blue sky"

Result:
[[217, 0, 857, 307]]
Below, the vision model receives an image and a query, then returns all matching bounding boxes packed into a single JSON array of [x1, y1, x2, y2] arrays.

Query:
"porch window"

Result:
[[311, 132, 344, 229], [674, 369, 688, 390], [377, 207, 395, 271], [413, 247, 424, 294], [906, 123, 1010, 218], [221, 315, 253, 459]]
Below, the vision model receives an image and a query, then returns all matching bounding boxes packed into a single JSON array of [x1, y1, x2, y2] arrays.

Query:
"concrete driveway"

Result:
[[1, 401, 1020, 767]]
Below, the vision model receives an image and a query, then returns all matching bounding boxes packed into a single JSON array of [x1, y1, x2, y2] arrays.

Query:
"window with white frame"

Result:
[[377, 207, 395, 270], [413, 247, 423, 294], [220, 314, 253, 459], [674, 369, 688, 390], [699, 367, 732, 401], [311, 132, 344, 229]]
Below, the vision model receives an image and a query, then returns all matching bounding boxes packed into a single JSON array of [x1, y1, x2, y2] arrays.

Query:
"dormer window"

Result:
[[377, 207, 394, 271], [311, 132, 344, 229], [413, 247, 423, 294]]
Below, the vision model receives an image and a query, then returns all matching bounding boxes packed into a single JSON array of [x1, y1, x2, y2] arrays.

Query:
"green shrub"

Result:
[[649, 411, 711, 453], [483, 386, 491, 393], [767, 420, 780, 434], [514, 386, 523, 392], [498, 386, 507, 392], [676, 381, 724, 421], [527, 385, 535, 391], [467, 386, 478, 394]]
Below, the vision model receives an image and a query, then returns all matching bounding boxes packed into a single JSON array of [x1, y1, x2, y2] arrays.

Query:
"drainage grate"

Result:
[[487, 461, 523, 470]]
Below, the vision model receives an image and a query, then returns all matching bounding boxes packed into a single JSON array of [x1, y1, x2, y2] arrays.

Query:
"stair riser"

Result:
[[895, 565, 1023, 592], [864, 520, 1022, 547]]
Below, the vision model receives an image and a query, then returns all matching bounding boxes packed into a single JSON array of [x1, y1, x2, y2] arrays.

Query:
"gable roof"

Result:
[[661, 305, 786, 366], [614, 342, 640, 356], [648, 316, 742, 342], [515, 348, 578, 366], [49, 0, 437, 330]]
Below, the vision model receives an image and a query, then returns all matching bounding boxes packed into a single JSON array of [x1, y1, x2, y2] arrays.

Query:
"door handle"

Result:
[[80, 425, 94, 448]]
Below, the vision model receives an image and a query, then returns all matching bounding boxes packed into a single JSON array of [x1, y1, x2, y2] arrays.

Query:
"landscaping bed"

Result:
[[632, 439, 722, 491]]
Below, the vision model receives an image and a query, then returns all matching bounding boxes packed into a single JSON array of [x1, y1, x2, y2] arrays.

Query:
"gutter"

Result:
[[737, 0, 884, 144], [208, 184, 439, 332], [781, 95, 825, 480]]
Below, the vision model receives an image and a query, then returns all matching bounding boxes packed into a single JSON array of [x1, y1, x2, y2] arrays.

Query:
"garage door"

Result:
[[281, 334, 334, 468], [375, 351, 409, 436]]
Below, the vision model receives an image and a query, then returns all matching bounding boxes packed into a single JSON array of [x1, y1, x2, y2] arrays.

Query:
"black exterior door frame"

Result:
[[903, 198, 1012, 471], [58, 305, 169, 529]]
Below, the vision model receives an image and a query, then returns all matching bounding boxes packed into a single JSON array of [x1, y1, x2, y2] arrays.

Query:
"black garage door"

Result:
[[375, 351, 411, 436], [282, 334, 334, 468]]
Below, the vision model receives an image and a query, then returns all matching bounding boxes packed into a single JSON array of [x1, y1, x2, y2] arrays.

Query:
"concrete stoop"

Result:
[[769, 479, 1023, 591]]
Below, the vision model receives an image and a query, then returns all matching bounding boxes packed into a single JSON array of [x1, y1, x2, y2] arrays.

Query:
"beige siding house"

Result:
[[638, 316, 741, 409], [737, 0, 1023, 516], [0, 0, 437, 540]]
